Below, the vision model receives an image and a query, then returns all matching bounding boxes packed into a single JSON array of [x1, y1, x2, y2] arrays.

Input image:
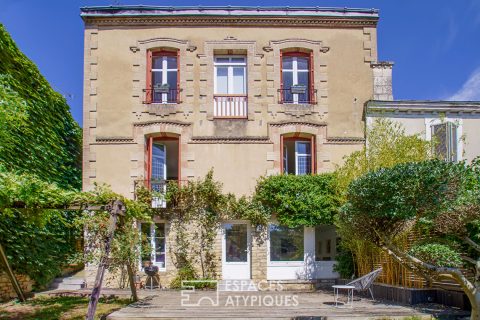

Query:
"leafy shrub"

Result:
[[333, 249, 355, 279], [0, 210, 82, 288], [254, 174, 340, 227], [409, 243, 462, 268]]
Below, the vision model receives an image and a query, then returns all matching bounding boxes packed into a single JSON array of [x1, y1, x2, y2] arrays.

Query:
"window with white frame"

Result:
[[431, 122, 458, 162], [140, 223, 166, 268], [214, 56, 247, 95], [283, 139, 312, 175], [281, 54, 311, 104], [269, 224, 304, 262], [150, 52, 178, 103]]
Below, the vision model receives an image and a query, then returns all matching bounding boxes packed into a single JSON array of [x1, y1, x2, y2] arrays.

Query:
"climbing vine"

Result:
[[0, 24, 81, 190]]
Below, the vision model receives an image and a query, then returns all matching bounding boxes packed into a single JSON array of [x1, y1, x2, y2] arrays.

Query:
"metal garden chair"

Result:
[[346, 268, 383, 300]]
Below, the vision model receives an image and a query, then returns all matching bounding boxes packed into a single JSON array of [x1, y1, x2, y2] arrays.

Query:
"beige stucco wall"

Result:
[[82, 14, 377, 288], [462, 118, 480, 162], [367, 115, 480, 163], [83, 20, 375, 198]]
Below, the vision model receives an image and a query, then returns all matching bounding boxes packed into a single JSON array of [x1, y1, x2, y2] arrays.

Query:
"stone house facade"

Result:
[[80, 5, 380, 288], [366, 62, 480, 163]]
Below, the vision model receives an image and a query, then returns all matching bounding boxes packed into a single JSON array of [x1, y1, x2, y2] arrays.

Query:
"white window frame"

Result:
[[213, 56, 247, 95], [425, 118, 463, 162], [267, 223, 305, 266], [151, 55, 178, 104], [151, 143, 167, 208], [139, 222, 167, 271], [282, 56, 309, 104], [295, 141, 312, 176]]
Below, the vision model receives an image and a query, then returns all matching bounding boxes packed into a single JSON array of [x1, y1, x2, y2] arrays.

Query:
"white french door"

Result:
[[282, 56, 309, 104], [222, 222, 251, 279], [151, 143, 167, 208], [295, 141, 312, 175]]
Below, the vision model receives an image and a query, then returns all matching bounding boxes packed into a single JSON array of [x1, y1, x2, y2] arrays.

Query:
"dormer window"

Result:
[[145, 49, 179, 104]]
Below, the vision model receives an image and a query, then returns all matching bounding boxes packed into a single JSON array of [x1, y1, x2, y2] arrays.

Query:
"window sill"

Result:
[[144, 102, 180, 105], [267, 261, 305, 266], [213, 116, 248, 120]]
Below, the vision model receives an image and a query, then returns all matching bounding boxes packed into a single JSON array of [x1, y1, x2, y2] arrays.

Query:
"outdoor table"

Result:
[[332, 285, 355, 307]]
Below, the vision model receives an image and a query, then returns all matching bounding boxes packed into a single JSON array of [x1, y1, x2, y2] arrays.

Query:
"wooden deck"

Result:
[[106, 290, 442, 319]]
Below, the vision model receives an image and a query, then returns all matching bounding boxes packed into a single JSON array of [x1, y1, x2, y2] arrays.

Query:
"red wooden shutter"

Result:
[[146, 136, 153, 188], [310, 135, 316, 174], [176, 49, 180, 103], [309, 51, 315, 104], [279, 51, 283, 103], [177, 137, 181, 182], [280, 135, 284, 174], [146, 50, 153, 104]]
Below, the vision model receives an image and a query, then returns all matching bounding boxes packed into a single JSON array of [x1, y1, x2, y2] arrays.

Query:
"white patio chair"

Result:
[[346, 268, 383, 300]]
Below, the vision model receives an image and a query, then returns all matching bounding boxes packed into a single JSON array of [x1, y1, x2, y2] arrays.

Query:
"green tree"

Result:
[[335, 118, 432, 192], [341, 160, 480, 319], [334, 119, 433, 277]]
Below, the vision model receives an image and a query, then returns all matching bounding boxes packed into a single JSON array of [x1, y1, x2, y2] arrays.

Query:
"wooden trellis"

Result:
[[0, 199, 137, 320]]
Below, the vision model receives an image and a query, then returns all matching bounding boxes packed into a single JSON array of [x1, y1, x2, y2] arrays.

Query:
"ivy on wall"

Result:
[[0, 24, 81, 190], [0, 25, 82, 289]]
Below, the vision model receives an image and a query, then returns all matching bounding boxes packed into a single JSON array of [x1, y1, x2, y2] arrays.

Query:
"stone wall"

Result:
[[371, 61, 394, 101], [0, 271, 34, 301]]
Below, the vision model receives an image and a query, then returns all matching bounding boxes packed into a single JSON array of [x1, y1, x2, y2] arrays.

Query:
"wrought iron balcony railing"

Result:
[[143, 88, 182, 104], [134, 179, 186, 209], [277, 88, 317, 105]]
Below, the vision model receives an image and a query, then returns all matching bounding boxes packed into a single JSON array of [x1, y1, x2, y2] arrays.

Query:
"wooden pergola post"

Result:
[[86, 200, 125, 320], [0, 243, 25, 302]]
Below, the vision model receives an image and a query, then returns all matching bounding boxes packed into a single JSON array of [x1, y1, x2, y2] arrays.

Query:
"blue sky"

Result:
[[1, 0, 480, 126]]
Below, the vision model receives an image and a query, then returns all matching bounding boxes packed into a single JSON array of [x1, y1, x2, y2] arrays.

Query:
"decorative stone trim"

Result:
[[265, 38, 329, 118], [268, 121, 329, 174], [326, 137, 365, 144], [366, 100, 480, 115], [268, 120, 327, 127], [82, 27, 99, 189], [190, 136, 272, 144], [133, 120, 192, 127], [94, 137, 136, 144], [83, 17, 378, 28], [198, 39, 264, 120], [132, 120, 194, 182], [362, 27, 377, 63], [130, 37, 196, 122]]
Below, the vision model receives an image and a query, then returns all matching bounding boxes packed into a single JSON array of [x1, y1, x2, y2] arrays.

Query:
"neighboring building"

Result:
[[80, 5, 380, 287], [366, 62, 480, 163]]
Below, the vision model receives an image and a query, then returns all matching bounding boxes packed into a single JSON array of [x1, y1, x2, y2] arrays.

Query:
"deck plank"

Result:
[[107, 291, 437, 319]]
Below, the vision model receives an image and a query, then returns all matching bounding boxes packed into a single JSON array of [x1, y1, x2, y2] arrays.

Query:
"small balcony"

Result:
[[134, 179, 186, 209], [278, 87, 317, 105], [143, 88, 182, 104], [213, 95, 248, 119]]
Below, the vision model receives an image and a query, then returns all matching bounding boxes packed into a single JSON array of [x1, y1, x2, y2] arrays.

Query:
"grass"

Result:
[[0, 295, 131, 320]]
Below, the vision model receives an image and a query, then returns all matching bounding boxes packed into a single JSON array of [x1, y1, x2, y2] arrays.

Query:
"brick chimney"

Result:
[[371, 61, 394, 100]]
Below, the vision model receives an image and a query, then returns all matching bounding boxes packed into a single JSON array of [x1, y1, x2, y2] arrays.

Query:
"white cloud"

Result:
[[449, 67, 480, 101]]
